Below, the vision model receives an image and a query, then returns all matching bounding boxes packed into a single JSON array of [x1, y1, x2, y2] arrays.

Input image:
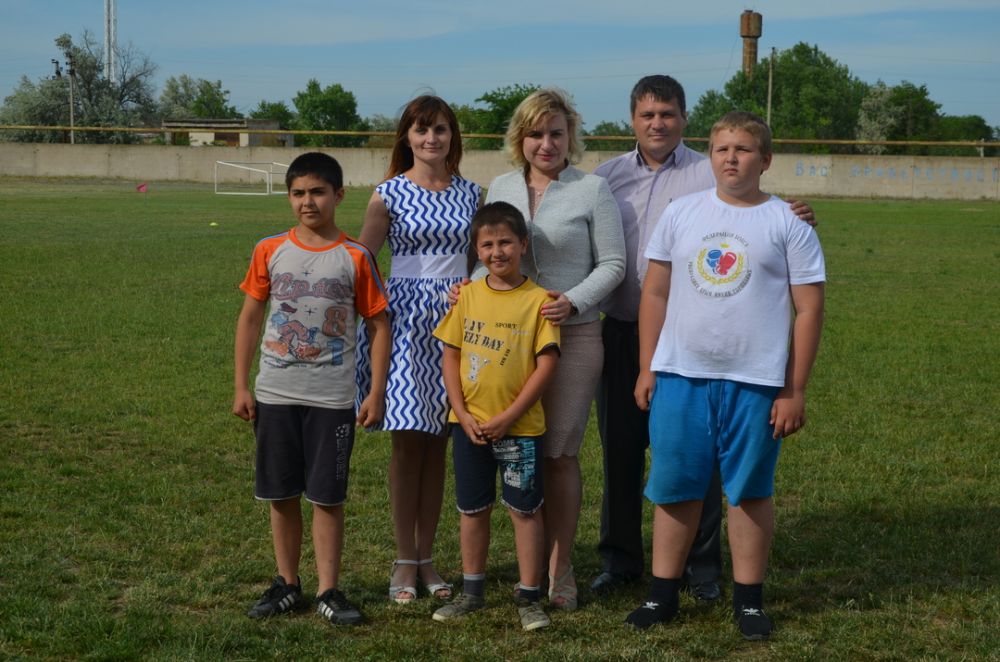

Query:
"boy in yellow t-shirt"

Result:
[[431, 202, 560, 631]]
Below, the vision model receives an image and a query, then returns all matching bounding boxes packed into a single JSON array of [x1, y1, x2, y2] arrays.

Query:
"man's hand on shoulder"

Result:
[[787, 199, 817, 227]]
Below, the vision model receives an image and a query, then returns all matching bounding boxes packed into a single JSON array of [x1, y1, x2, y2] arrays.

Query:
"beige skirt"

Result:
[[541, 320, 603, 458]]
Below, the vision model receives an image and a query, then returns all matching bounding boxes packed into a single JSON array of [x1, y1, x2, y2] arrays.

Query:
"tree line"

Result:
[[1, 34, 995, 156]]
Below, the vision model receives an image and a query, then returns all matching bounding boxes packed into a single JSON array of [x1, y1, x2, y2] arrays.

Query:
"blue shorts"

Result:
[[253, 402, 355, 506], [452, 426, 544, 515], [645, 374, 780, 507]]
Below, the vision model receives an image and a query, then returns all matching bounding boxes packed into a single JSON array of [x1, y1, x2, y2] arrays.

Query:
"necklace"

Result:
[[528, 182, 549, 217], [529, 188, 544, 216]]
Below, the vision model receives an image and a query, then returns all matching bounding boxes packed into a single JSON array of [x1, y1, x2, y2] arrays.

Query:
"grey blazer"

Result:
[[481, 166, 626, 325]]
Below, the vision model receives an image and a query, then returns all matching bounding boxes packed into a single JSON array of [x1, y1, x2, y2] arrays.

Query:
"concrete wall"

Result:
[[1, 142, 998, 200], [761, 154, 1000, 201]]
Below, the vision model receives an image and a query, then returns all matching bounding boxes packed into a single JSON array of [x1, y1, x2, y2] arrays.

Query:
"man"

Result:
[[591, 75, 814, 602]]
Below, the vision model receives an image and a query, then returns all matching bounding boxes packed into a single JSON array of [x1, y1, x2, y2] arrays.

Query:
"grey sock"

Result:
[[463, 573, 486, 598]]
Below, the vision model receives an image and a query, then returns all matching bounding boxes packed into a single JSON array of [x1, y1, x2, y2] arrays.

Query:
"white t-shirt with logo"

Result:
[[644, 189, 825, 387]]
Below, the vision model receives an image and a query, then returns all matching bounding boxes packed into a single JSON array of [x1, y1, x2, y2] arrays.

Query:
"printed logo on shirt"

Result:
[[688, 231, 751, 298]]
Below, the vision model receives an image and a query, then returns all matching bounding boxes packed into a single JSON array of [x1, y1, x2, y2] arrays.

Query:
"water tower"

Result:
[[740, 10, 762, 78]]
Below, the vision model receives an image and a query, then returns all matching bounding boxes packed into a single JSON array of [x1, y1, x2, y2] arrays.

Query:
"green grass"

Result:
[[1, 178, 997, 660]]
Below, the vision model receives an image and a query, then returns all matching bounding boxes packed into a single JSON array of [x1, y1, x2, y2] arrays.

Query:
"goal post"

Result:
[[214, 161, 289, 195]]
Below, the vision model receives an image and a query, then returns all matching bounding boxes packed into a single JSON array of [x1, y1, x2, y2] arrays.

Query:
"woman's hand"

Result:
[[540, 291, 575, 326], [446, 278, 470, 307]]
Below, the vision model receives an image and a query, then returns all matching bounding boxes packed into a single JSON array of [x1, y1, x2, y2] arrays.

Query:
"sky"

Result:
[[1, 1, 998, 133]]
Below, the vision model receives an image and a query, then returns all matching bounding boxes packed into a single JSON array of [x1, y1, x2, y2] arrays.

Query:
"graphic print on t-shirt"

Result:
[[262, 269, 352, 368], [688, 231, 752, 298]]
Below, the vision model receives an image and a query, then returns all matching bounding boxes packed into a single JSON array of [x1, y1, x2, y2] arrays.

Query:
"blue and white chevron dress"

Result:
[[356, 174, 481, 435]]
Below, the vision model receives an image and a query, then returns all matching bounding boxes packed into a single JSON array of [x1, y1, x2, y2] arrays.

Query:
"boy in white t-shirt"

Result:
[[626, 112, 825, 640]]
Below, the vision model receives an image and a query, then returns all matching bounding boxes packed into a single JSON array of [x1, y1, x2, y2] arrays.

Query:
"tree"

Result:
[[687, 44, 993, 154], [59, 32, 157, 141], [249, 100, 294, 129], [363, 113, 397, 148], [586, 120, 633, 153], [159, 75, 240, 119], [454, 83, 539, 149], [883, 82, 940, 153], [935, 114, 994, 156], [159, 74, 197, 118], [1, 32, 157, 143], [292, 80, 367, 147], [687, 43, 868, 153], [0, 76, 72, 142], [855, 82, 901, 155], [683, 90, 733, 152]]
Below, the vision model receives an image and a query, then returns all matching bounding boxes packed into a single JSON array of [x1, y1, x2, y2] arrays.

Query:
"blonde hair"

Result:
[[709, 111, 772, 155], [504, 88, 584, 169]]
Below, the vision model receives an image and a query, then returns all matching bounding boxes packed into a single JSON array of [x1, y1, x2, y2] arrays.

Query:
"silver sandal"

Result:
[[419, 558, 453, 600], [389, 559, 418, 604]]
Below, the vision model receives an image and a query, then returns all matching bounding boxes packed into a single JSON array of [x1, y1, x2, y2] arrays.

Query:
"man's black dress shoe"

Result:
[[589, 571, 639, 595], [685, 581, 721, 604]]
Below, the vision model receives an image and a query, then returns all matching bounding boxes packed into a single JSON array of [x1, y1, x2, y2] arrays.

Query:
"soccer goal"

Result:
[[214, 161, 289, 195]]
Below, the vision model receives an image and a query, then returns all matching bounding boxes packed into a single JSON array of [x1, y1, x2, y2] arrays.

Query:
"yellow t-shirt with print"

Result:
[[433, 277, 559, 436]]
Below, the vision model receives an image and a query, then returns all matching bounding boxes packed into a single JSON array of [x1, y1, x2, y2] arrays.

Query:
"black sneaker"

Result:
[[736, 606, 772, 641], [247, 575, 304, 618], [625, 600, 677, 630], [316, 588, 365, 626]]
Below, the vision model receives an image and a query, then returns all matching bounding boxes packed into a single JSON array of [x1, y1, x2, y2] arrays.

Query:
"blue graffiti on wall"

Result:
[[795, 161, 999, 183]]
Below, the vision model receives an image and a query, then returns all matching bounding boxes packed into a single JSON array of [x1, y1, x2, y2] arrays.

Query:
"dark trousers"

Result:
[[595, 315, 722, 583]]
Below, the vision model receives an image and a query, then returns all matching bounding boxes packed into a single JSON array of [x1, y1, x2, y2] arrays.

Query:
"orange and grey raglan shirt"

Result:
[[240, 227, 388, 410]]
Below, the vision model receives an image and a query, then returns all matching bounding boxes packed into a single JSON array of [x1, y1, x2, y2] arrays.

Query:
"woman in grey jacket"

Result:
[[481, 88, 625, 610]]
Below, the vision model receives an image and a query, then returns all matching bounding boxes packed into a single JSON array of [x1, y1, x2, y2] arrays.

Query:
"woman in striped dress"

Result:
[[356, 96, 481, 604]]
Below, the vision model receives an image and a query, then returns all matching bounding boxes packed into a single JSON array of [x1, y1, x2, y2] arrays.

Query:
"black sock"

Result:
[[463, 573, 486, 598], [625, 577, 679, 629]]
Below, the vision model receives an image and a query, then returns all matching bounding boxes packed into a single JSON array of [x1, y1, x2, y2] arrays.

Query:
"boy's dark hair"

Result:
[[467, 202, 528, 275], [470, 201, 528, 244], [630, 75, 687, 116], [285, 152, 344, 191]]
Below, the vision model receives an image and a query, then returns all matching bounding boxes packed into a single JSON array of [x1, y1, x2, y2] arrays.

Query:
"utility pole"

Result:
[[766, 47, 775, 126], [67, 54, 76, 144]]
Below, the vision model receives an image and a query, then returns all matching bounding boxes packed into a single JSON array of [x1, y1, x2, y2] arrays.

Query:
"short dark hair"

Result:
[[285, 152, 344, 191], [468, 202, 528, 274], [630, 75, 687, 116], [470, 202, 528, 244]]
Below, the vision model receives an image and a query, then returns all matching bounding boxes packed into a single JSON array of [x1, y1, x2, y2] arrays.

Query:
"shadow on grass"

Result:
[[772, 502, 999, 613]]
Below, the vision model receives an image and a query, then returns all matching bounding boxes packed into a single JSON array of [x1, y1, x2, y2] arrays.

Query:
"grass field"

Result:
[[1, 178, 998, 660]]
